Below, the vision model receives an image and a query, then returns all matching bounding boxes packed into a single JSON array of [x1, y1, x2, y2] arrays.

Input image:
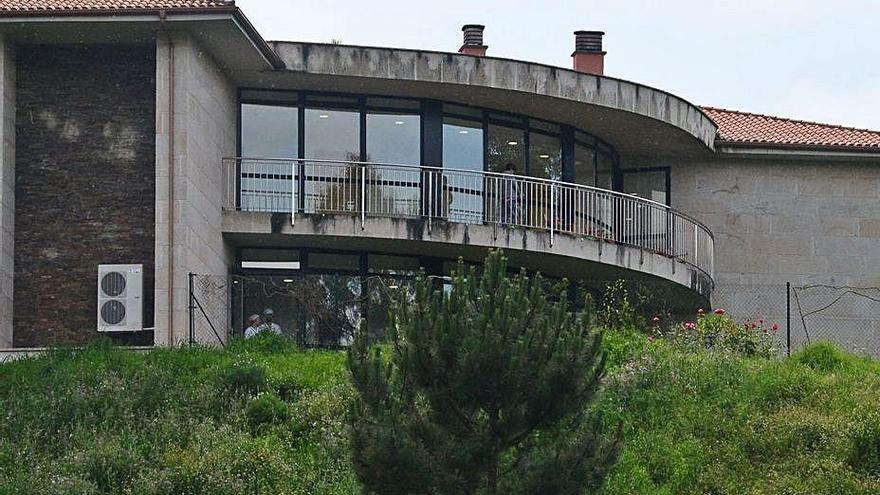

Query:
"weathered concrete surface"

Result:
[[256, 42, 717, 159], [0, 37, 12, 348], [155, 33, 235, 346], [222, 211, 712, 308], [645, 154, 880, 353]]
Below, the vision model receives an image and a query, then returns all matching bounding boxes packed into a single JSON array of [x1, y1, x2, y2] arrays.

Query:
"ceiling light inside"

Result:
[[539, 154, 550, 159], [458, 130, 469, 134], [507, 141, 518, 146], [318, 114, 329, 119], [394, 121, 405, 125]]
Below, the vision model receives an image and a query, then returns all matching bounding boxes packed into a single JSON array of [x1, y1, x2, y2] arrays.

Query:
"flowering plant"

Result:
[[672, 309, 778, 358]]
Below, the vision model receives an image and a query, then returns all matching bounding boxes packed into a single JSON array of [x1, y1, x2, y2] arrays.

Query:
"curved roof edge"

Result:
[[268, 41, 718, 153]]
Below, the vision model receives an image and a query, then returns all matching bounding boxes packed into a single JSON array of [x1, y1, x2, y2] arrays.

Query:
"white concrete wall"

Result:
[[0, 38, 14, 348], [155, 33, 235, 346], [659, 154, 880, 353]]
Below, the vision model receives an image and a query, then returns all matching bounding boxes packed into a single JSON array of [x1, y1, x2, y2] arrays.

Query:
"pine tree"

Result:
[[348, 250, 620, 494]]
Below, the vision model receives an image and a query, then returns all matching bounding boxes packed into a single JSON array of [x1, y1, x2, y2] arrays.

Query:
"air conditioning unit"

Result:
[[97, 264, 143, 332]]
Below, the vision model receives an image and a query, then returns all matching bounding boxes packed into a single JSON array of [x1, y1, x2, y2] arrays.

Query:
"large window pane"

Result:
[[622, 170, 669, 205], [366, 113, 420, 164], [597, 151, 614, 190], [304, 108, 361, 213], [443, 117, 484, 223], [487, 123, 524, 173], [528, 132, 562, 181], [574, 143, 596, 187], [240, 104, 298, 212]]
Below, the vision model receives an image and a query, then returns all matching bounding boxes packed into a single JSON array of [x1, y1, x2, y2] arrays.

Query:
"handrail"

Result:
[[223, 157, 715, 279]]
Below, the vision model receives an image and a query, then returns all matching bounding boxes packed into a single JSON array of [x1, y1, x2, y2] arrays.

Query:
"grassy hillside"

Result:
[[1, 333, 880, 494]]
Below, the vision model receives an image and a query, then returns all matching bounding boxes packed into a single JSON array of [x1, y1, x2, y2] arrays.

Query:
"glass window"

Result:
[[443, 117, 483, 171], [443, 103, 483, 119], [597, 151, 614, 190], [574, 143, 596, 187], [366, 112, 420, 165], [622, 170, 669, 205], [240, 104, 298, 158], [368, 254, 420, 275], [240, 90, 298, 104], [307, 252, 361, 272], [305, 107, 360, 161], [528, 132, 562, 181], [443, 117, 485, 223], [487, 123, 525, 173]]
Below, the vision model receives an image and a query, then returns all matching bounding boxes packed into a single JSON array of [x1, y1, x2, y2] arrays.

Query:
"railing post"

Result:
[[290, 160, 296, 226], [427, 170, 433, 234], [693, 224, 699, 266], [360, 164, 366, 229], [549, 183, 555, 246]]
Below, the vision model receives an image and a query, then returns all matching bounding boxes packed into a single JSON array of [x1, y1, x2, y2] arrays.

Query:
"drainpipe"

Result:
[[160, 9, 176, 346]]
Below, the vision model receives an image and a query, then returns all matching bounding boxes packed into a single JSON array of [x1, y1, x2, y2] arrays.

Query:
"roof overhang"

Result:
[[231, 42, 718, 159], [716, 142, 880, 161], [0, 8, 282, 71]]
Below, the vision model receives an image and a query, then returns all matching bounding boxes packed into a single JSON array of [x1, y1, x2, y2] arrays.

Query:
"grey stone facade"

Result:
[[13, 43, 156, 347]]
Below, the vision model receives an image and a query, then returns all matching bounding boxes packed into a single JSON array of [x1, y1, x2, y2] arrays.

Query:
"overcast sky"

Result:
[[236, 0, 880, 130]]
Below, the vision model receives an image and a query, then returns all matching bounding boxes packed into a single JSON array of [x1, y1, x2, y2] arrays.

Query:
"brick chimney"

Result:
[[572, 30, 605, 75], [459, 24, 487, 56]]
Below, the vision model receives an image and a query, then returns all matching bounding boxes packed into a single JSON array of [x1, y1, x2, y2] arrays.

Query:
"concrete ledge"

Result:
[[222, 211, 712, 308], [264, 42, 717, 158]]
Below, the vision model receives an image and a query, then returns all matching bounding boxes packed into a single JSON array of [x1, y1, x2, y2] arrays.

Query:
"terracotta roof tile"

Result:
[[0, 0, 234, 12], [702, 106, 880, 150]]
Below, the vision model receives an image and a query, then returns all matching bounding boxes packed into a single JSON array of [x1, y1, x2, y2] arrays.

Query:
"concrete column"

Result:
[[0, 38, 14, 348], [155, 32, 235, 346]]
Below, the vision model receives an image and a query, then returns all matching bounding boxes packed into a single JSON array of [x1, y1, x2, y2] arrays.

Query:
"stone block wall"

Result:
[[13, 43, 156, 347], [656, 154, 880, 352], [154, 34, 235, 346]]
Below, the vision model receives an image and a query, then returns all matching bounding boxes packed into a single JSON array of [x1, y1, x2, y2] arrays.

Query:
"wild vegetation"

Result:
[[2, 269, 880, 493]]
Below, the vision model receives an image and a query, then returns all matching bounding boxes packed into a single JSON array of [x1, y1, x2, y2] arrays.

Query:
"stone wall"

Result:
[[13, 44, 156, 347], [0, 38, 14, 348], [154, 34, 235, 346], [656, 154, 880, 352]]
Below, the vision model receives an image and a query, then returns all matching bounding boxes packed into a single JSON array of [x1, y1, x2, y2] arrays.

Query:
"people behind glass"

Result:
[[501, 162, 520, 225], [244, 308, 283, 339]]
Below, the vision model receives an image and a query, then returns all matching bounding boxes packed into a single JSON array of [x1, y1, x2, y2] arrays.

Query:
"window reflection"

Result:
[[240, 104, 298, 211], [487, 123, 524, 173], [443, 117, 484, 223], [528, 132, 562, 180], [304, 108, 361, 213], [367, 113, 421, 217], [574, 144, 596, 187]]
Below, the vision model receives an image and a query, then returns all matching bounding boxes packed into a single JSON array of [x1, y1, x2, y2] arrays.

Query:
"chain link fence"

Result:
[[188, 272, 414, 348], [190, 273, 880, 357]]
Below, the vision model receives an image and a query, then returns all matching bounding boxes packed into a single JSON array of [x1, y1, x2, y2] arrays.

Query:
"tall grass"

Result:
[[1, 332, 880, 494]]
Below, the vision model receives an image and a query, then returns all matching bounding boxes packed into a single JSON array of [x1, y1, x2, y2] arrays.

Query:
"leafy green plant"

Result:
[[246, 393, 289, 431]]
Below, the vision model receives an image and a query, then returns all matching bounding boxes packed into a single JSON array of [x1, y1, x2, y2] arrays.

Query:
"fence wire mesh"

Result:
[[189, 273, 412, 348], [191, 272, 880, 357], [790, 285, 880, 357]]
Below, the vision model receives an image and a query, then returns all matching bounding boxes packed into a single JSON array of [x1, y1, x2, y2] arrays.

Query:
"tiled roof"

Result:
[[702, 106, 880, 150], [0, 0, 234, 13]]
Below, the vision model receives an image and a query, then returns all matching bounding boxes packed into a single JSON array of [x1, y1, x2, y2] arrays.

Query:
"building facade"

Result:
[[0, 1, 877, 350]]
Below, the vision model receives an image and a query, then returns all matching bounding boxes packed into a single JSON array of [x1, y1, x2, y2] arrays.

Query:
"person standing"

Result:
[[258, 308, 283, 335], [243, 314, 262, 339]]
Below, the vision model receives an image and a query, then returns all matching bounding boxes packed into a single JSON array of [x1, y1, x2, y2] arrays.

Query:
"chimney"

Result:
[[572, 30, 605, 75], [459, 24, 487, 56]]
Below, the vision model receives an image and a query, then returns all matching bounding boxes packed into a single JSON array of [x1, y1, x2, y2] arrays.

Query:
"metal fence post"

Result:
[[549, 184, 555, 246], [786, 282, 791, 357], [188, 272, 195, 346]]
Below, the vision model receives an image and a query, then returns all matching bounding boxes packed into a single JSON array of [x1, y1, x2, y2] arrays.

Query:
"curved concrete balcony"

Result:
[[221, 158, 714, 303]]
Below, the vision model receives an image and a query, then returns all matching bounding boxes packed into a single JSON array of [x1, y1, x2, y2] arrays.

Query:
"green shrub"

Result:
[[849, 409, 880, 477], [794, 341, 860, 373], [228, 332, 294, 355], [218, 359, 268, 395], [246, 393, 289, 431]]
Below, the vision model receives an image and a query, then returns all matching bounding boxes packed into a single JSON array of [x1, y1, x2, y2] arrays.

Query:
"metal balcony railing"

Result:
[[223, 157, 715, 279]]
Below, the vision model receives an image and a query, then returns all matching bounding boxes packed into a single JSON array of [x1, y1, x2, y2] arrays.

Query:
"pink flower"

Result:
[[651, 316, 661, 324], [772, 323, 779, 332], [684, 321, 696, 331], [713, 308, 726, 315], [697, 308, 705, 316]]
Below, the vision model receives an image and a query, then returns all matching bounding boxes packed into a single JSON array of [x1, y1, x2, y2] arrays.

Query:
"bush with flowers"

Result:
[[671, 308, 779, 358]]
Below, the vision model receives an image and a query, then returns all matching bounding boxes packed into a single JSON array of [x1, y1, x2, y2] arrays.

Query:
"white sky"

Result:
[[236, 0, 880, 130]]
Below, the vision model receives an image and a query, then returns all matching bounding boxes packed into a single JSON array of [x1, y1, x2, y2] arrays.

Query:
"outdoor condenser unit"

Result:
[[97, 264, 143, 332]]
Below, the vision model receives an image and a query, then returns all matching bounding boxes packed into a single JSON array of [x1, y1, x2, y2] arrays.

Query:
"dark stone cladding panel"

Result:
[[13, 44, 156, 347]]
